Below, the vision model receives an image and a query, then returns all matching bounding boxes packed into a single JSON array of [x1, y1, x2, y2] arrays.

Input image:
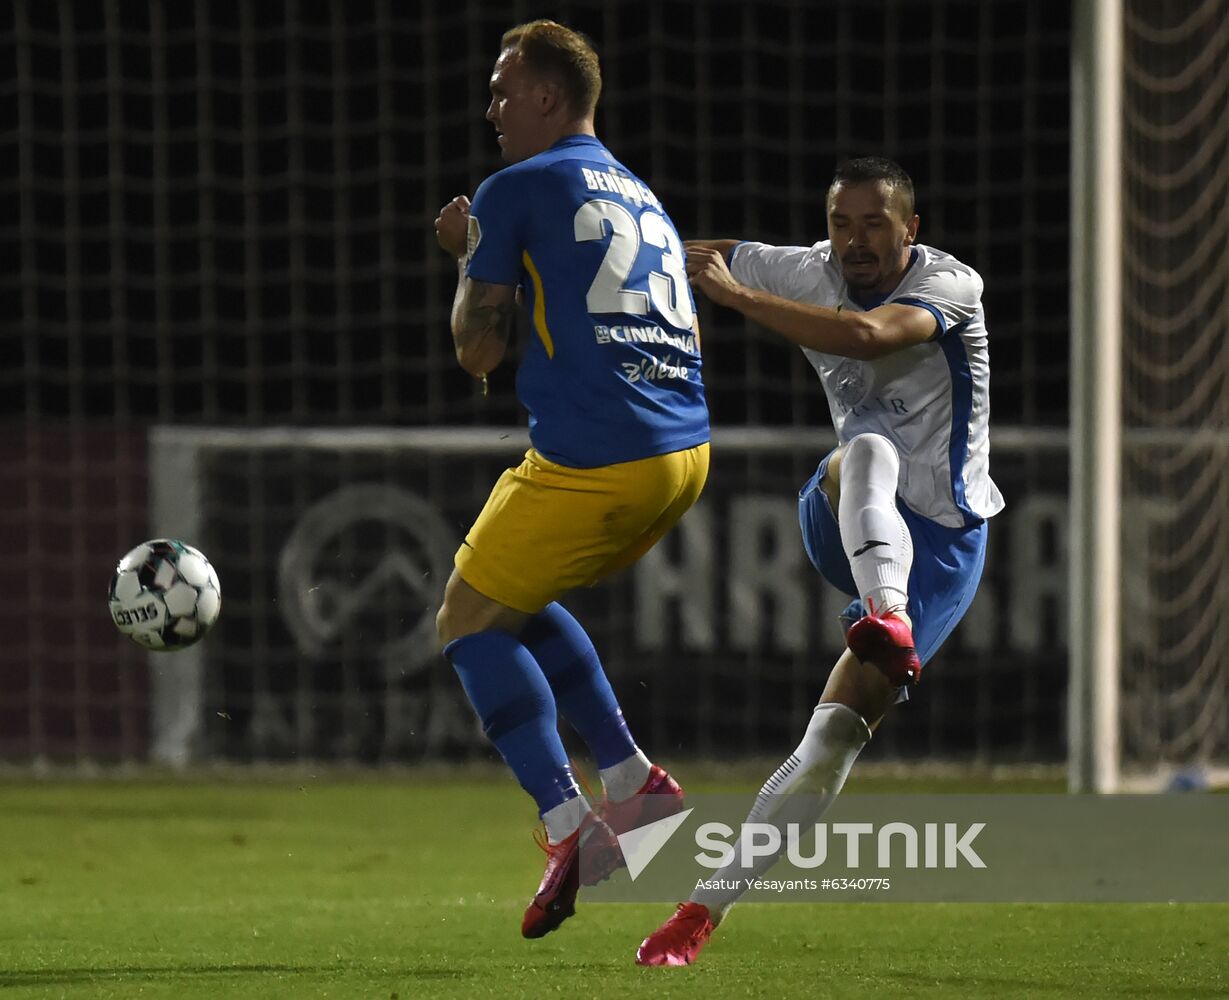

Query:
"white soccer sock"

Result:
[[838, 433, 913, 615], [600, 749, 653, 802], [690, 703, 872, 923], [541, 794, 592, 845]]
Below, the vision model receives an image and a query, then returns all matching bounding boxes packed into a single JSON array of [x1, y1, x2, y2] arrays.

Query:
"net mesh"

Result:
[[3, 0, 1070, 427], [1121, 0, 1229, 772], [157, 430, 1066, 766], [2, 0, 1074, 765]]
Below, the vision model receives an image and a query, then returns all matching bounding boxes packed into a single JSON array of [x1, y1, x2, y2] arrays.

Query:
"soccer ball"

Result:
[[108, 539, 222, 651]]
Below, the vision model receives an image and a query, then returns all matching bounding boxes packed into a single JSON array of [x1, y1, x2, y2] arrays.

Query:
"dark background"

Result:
[[1, 0, 1076, 764], [2, 0, 1072, 429]]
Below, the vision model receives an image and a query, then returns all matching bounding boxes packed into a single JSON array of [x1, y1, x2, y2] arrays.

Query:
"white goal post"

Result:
[[1069, 0, 1122, 794]]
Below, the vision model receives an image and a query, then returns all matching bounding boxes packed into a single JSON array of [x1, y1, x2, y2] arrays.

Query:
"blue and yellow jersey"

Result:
[[465, 135, 709, 468]]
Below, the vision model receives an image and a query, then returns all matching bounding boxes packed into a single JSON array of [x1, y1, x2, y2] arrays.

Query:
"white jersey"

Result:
[[730, 240, 1004, 527]]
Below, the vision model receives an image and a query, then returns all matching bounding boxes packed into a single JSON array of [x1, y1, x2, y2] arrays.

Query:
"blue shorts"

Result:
[[798, 450, 987, 667]]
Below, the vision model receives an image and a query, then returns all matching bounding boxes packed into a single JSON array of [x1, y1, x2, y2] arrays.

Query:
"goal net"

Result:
[[4, 0, 1077, 767], [1117, 0, 1229, 785], [144, 427, 1069, 768]]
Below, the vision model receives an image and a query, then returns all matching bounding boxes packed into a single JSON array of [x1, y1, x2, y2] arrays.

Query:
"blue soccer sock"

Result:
[[444, 630, 581, 819], [520, 603, 644, 777]]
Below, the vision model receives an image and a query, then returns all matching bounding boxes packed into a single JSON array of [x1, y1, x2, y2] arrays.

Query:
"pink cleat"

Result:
[[600, 764, 685, 838], [846, 611, 922, 686], [636, 902, 716, 966], [522, 815, 621, 939]]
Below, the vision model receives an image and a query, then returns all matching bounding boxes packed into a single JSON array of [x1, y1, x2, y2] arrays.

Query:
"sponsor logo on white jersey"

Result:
[[831, 358, 871, 408]]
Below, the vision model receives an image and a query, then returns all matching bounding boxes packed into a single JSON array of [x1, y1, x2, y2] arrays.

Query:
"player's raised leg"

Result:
[[835, 432, 922, 686], [638, 441, 905, 967], [437, 572, 620, 939], [520, 602, 684, 839]]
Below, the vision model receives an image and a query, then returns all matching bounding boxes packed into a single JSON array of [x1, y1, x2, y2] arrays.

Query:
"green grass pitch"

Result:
[[1, 772, 1225, 999]]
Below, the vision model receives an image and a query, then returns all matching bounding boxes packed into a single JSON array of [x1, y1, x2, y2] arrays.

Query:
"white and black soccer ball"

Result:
[[108, 539, 222, 651]]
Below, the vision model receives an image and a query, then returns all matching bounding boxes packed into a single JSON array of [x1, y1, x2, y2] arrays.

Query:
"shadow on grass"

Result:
[[0, 963, 476, 988], [884, 971, 1226, 998]]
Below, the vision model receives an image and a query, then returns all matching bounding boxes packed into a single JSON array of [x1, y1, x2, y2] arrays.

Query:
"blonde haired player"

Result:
[[637, 157, 1003, 966], [433, 20, 708, 939]]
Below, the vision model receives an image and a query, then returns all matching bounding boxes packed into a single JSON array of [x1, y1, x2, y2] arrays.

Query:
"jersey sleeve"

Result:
[[893, 262, 984, 337], [729, 241, 814, 299], [465, 168, 531, 286]]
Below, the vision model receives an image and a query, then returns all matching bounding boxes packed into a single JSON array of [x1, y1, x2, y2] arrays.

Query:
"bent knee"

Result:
[[841, 434, 901, 490], [435, 573, 533, 655], [434, 596, 484, 653], [435, 601, 461, 654], [436, 571, 481, 653], [845, 432, 899, 465]]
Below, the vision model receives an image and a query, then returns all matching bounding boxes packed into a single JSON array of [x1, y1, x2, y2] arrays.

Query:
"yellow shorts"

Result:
[[455, 443, 710, 613]]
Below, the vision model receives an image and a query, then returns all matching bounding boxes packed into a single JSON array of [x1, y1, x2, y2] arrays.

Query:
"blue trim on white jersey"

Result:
[[893, 296, 946, 338], [939, 320, 977, 525]]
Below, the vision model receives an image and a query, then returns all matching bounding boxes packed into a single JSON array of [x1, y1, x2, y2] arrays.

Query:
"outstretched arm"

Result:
[[684, 238, 741, 259], [435, 195, 517, 378], [685, 246, 936, 360]]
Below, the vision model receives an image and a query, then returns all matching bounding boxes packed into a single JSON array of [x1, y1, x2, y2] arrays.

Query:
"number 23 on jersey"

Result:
[[574, 199, 694, 331]]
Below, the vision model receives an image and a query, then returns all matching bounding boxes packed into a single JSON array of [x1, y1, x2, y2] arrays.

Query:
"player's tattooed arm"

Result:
[[434, 194, 516, 379], [449, 267, 517, 378]]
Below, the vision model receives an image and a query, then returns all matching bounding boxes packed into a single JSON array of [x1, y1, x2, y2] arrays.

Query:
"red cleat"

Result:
[[600, 765, 685, 837], [846, 611, 922, 686], [636, 902, 716, 966], [521, 815, 621, 939]]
